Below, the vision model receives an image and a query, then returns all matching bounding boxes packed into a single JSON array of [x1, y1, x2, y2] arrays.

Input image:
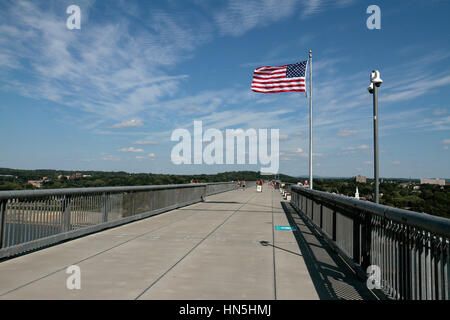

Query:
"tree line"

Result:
[[0, 168, 448, 218]]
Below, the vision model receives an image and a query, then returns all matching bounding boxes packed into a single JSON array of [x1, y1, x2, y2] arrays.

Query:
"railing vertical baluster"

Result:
[[425, 233, 430, 300], [19, 199, 24, 244], [396, 224, 401, 299], [305, 196, 308, 216], [385, 220, 389, 295], [400, 225, 405, 300], [406, 225, 412, 299], [12, 199, 17, 246], [361, 212, 372, 270], [62, 195, 71, 233], [102, 192, 108, 223], [332, 207, 337, 242], [26, 200, 31, 242], [0, 200, 7, 249], [42, 198, 47, 237], [319, 203, 323, 229], [131, 191, 135, 216], [441, 239, 447, 300], [59, 196, 64, 232], [437, 239, 443, 300], [5, 200, 10, 247], [421, 232, 426, 300], [411, 229, 416, 300], [353, 212, 361, 263], [442, 241, 450, 300], [417, 230, 422, 300], [392, 223, 397, 298], [30, 200, 35, 241], [433, 237, 439, 299]]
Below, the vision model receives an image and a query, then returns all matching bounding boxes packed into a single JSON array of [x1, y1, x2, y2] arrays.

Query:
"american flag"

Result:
[[251, 61, 307, 93]]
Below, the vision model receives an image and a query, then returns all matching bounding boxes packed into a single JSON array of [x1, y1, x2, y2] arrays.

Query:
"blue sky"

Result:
[[0, 0, 449, 178]]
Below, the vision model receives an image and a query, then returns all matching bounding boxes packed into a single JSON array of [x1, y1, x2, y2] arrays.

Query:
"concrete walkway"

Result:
[[0, 186, 375, 300]]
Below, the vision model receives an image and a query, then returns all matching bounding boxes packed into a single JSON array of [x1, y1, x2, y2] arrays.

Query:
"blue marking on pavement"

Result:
[[275, 226, 296, 231]]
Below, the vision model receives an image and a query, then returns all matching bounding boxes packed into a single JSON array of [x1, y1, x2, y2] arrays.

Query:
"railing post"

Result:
[[320, 203, 323, 229], [353, 212, 361, 264], [361, 212, 372, 270], [61, 195, 71, 232], [202, 185, 207, 201], [102, 192, 109, 223], [332, 208, 337, 242], [306, 197, 309, 217], [131, 191, 135, 215], [0, 200, 7, 249]]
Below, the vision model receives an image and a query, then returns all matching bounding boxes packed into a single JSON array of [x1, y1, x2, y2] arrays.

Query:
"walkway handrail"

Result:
[[0, 182, 238, 259], [0, 182, 234, 200], [289, 185, 449, 300], [292, 186, 450, 237]]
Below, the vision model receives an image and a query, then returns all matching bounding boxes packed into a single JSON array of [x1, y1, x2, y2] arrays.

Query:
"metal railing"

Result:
[[0, 182, 238, 259], [289, 185, 450, 300]]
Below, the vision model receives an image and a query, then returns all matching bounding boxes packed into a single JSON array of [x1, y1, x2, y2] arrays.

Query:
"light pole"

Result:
[[368, 70, 382, 204]]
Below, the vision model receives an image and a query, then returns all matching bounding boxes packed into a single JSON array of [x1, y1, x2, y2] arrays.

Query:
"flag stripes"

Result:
[[251, 61, 307, 93]]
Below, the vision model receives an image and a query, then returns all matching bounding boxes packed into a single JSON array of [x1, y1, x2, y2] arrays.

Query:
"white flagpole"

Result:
[[309, 50, 313, 190]]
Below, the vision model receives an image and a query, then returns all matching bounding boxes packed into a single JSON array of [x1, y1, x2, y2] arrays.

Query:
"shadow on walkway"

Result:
[[259, 240, 303, 257], [280, 201, 377, 300]]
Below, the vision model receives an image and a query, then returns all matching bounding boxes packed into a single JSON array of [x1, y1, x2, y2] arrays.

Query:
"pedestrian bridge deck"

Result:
[[0, 187, 376, 300]]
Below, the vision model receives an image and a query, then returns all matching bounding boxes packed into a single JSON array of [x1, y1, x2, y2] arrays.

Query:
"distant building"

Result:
[[355, 175, 367, 183], [420, 178, 445, 186], [27, 180, 42, 188], [71, 172, 83, 180]]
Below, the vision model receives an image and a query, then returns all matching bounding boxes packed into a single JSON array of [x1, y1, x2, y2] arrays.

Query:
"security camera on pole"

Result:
[[367, 70, 382, 203]]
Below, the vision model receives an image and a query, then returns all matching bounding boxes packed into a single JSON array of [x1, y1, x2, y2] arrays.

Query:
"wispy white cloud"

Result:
[[136, 153, 156, 160], [214, 0, 356, 37], [0, 1, 203, 122], [101, 154, 121, 161], [133, 140, 159, 146], [108, 119, 143, 129], [214, 0, 298, 37], [343, 145, 369, 151], [118, 147, 144, 153], [300, 0, 356, 19], [337, 129, 357, 137], [382, 74, 450, 103], [301, 0, 322, 19], [433, 108, 448, 116]]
